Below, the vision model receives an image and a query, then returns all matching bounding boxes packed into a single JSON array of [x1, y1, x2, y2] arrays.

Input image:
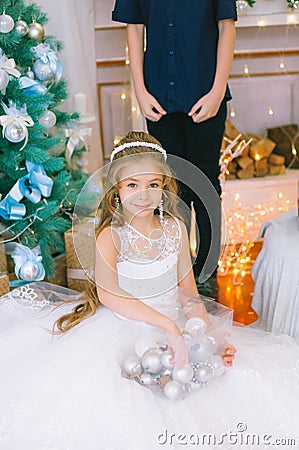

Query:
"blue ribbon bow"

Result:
[[31, 44, 63, 81], [0, 161, 53, 220]]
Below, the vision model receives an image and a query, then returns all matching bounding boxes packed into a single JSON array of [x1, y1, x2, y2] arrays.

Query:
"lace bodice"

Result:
[[111, 216, 182, 317]]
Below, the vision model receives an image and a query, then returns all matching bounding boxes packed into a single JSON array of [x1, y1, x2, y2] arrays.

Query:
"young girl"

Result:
[[0, 132, 299, 450]]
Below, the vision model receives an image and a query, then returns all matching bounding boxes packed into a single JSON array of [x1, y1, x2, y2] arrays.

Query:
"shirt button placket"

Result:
[[167, 0, 176, 103]]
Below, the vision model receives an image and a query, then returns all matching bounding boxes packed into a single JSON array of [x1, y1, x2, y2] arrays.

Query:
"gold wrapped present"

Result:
[[65, 218, 98, 292]]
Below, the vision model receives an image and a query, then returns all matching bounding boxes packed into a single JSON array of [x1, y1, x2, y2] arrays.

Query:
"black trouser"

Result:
[[147, 101, 227, 279]]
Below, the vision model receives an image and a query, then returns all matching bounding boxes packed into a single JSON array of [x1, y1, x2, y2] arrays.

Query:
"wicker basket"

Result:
[[0, 273, 10, 297]]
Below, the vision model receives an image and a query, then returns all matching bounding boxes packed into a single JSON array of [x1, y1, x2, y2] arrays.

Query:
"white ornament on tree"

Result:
[[39, 109, 56, 128], [0, 11, 14, 33], [14, 19, 28, 37], [4, 120, 27, 143]]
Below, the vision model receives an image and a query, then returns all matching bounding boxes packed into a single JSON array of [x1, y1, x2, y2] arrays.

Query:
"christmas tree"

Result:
[[0, 0, 90, 282]]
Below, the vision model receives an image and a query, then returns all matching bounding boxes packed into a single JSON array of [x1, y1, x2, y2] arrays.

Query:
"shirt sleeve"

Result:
[[112, 0, 144, 24], [216, 0, 238, 22]]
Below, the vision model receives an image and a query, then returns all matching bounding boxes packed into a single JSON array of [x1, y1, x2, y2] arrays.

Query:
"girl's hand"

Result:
[[165, 323, 189, 369], [221, 345, 236, 367]]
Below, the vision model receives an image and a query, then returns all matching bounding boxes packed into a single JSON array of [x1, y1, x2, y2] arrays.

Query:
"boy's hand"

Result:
[[188, 89, 223, 123], [136, 90, 167, 122]]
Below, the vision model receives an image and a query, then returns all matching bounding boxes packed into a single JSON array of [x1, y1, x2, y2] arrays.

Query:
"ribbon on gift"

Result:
[[19, 76, 48, 95], [65, 127, 91, 165], [5, 242, 45, 281], [31, 44, 63, 81], [0, 161, 53, 220], [0, 101, 34, 151]]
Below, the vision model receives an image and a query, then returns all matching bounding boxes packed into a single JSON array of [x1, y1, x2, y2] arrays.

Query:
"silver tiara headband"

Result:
[[110, 141, 167, 162]]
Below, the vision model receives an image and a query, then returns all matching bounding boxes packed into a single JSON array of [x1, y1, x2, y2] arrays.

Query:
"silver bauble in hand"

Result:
[[4, 120, 27, 143], [14, 19, 28, 37], [189, 337, 214, 364], [0, 12, 14, 33], [185, 317, 207, 336], [123, 355, 142, 377], [173, 364, 194, 384], [0, 69, 9, 91], [28, 20, 44, 41], [33, 59, 55, 81], [39, 109, 56, 128], [163, 380, 184, 401], [19, 260, 43, 281], [141, 348, 163, 374]]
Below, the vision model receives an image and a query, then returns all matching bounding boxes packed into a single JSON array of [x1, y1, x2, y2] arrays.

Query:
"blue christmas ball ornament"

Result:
[[33, 58, 55, 81]]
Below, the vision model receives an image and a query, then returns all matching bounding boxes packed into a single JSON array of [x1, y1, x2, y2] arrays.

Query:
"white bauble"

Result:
[[189, 337, 214, 364], [39, 110, 56, 128], [163, 380, 184, 401], [33, 59, 55, 81], [141, 348, 163, 374], [19, 261, 43, 281], [4, 120, 27, 143], [173, 364, 194, 384], [122, 355, 142, 377], [185, 317, 207, 336], [194, 364, 214, 384], [0, 13, 14, 33], [140, 373, 156, 386]]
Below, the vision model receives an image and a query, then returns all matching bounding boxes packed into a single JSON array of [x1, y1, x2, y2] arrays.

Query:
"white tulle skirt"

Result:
[[1, 295, 299, 450]]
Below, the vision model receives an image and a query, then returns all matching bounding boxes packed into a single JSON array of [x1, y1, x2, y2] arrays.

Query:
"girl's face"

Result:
[[117, 160, 163, 220]]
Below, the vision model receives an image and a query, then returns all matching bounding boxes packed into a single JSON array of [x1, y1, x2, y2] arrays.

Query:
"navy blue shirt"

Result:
[[112, 0, 237, 114]]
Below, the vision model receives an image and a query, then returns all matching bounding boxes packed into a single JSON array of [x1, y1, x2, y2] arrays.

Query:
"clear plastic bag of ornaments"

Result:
[[121, 289, 233, 401]]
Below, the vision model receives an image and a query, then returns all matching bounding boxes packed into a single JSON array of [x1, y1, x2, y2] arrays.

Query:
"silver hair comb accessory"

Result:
[[110, 141, 167, 162]]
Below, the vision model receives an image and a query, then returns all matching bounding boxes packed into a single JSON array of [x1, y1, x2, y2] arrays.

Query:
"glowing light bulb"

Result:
[[287, 12, 296, 24], [292, 145, 297, 155], [268, 106, 274, 116], [278, 192, 283, 199], [255, 153, 261, 161], [121, 92, 127, 100], [279, 59, 285, 69], [114, 138, 120, 145], [230, 108, 236, 118], [243, 64, 249, 74], [131, 106, 137, 113], [125, 59, 130, 65], [257, 17, 265, 27]]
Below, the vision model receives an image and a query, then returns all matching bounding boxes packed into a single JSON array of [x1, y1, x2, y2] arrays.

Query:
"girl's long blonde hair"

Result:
[[55, 131, 181, 333]]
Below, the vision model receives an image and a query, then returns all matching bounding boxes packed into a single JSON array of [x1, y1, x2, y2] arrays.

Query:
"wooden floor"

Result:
[[217, 242, 262, 326]]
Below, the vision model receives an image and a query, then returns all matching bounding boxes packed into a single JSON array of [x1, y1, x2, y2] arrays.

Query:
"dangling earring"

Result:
[[158, 198, 163, 219], [114, 194, 120, 210]]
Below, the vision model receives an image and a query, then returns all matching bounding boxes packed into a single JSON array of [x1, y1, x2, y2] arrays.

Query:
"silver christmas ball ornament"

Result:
[[141, 348, 163, 374], [193, 364, 214, 384], [185, 317, 207, 336], [173, 364, 194, 384], [163, 380, 184, 401], [14, 19, 28, 37], [38, 109, 56, 128], [0, 12, 14, 33], [0, 69, 9, 91], [28, 20, 44, 41], [19, 261, 43, 281], [160, 350, 174, 370], [4, 120, 27, 143], [122, 355, 142, 377], [189, 337, 214, 364], [33, 59, 55, 81], [140, 373, 156, 386]]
